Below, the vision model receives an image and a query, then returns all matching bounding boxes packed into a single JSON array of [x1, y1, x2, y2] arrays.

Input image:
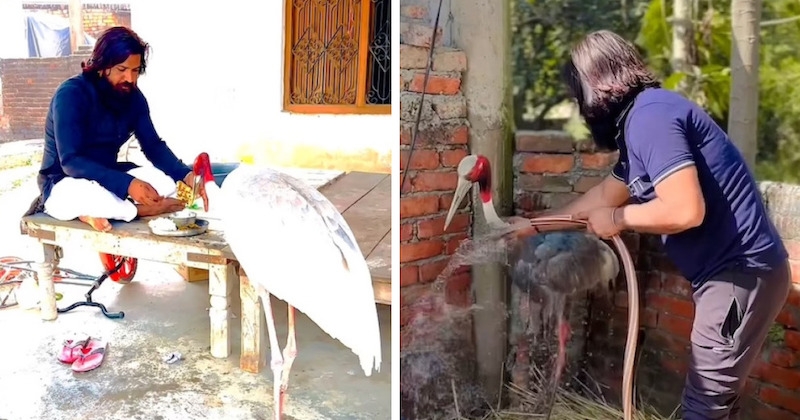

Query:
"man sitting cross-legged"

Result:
[[24, 26, 207, 232]]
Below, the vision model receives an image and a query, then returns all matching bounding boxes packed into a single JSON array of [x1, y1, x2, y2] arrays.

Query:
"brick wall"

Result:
[[0, 53, 89, 142], [399, 0, 453, 48], [398, 2, 478, 417], [23, 3, 132, 38], [0, 4, 127, 142], [512, 130, 800, 419]]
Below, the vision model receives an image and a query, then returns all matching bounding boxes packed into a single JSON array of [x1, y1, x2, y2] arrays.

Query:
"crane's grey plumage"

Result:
[[508, 231, 619, 296], [443, 153, 621, 419]]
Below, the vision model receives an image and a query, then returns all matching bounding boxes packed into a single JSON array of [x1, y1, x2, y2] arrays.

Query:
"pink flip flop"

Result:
[[58, 337, 93, 364], [71, 340, 108, 373]]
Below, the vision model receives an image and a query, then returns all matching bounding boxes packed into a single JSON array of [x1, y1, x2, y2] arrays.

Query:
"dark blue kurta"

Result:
[[34, 72, 191, 209]]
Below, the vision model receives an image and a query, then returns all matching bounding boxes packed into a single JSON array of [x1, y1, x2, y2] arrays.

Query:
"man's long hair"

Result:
[[81, 26, 150, 75], [561, 30, 660, 150]]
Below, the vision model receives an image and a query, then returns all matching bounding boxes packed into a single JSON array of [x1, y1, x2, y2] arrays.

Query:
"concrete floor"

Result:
[[0, 166, 392, 420]]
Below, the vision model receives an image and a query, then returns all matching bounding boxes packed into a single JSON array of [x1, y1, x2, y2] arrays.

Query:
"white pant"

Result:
[[43, 166, 178, 223]]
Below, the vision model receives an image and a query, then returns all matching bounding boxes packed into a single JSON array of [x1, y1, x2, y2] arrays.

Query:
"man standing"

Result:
[[545, 30, 790, 419], [24, 26, 206, 232]]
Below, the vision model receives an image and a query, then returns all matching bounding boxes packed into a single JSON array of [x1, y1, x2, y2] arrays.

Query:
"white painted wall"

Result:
[[129, 1, 394, 173], [0, 0, 27, 59]]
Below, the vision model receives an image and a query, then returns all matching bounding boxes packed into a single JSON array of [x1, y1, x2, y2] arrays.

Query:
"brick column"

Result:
[[399, 4, 483, 416]]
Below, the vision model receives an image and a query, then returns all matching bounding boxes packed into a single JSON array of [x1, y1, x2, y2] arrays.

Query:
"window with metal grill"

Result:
[[283, 0, 391, 114]]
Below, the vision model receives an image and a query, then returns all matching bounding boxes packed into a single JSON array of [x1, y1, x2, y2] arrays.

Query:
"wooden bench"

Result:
[[19, 170, 391, 373]]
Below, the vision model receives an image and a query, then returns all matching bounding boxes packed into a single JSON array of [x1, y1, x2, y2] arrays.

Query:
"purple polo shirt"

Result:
[[611, 88, 787, 289]]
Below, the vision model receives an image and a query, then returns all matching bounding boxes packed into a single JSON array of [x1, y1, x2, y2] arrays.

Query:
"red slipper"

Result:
[[71, 340, 108, 373], [58, 337, 93, 364]]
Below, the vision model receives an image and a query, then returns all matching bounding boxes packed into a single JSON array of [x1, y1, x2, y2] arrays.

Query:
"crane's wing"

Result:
[[219, 166, 381, 376]]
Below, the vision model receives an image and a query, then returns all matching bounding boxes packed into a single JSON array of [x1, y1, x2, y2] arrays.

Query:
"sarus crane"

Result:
[[442, 154, 619, 392], [191, 153, 382, 420]]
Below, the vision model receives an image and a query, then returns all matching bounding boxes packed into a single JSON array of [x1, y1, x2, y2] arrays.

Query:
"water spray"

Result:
[[440, 154, 640, 419], [444, 215, 639, 419], [516, 215, 639, 420]]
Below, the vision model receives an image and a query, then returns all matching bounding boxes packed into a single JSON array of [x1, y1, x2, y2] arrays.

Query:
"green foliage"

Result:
[[754, 1, 800, 183], [635, 0, 800, 183], [510, 0, 800, 183], [636, 0, 733, 121], [757, 58, 800, 183], [510, 0, 651, 129]]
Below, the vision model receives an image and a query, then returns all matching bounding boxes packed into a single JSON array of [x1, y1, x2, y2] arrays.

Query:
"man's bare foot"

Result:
[[78, 216, 113, 232], [137, 198, 185, 217]]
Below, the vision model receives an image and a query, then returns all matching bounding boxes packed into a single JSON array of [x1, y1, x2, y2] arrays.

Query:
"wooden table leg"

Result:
[[239, 266, 265, 374], [208, 262, 235, 358], [37, 243, 60, 321]]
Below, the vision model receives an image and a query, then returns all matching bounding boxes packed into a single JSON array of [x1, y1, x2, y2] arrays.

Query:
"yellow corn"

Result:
[[176, 181, 194, 205]]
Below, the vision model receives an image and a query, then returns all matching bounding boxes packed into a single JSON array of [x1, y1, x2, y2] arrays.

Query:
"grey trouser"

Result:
[[681, 259, 792, 420]]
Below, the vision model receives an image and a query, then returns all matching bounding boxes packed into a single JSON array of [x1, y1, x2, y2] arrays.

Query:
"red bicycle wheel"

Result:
[[99, 253, 138, 284], [0, 256, 23, 283]]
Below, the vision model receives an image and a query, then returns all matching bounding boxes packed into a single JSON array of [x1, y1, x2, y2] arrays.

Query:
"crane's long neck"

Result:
[[203, 179, 222, 214], [192, 152, 222, 215], [476, 160, 506, 229]]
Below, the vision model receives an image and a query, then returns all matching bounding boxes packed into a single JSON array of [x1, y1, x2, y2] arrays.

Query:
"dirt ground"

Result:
[[0, 154, 392, 420]]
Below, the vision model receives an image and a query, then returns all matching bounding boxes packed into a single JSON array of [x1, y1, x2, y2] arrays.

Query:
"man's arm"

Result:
[[54, 83, 135, 199], [539, 169, 630, 218], [512, 169, 631, 235], [615, 104, 705, 234], [132, 93, 193, 182], [616, 167, 704, 234], [537, 156, 630, 217]]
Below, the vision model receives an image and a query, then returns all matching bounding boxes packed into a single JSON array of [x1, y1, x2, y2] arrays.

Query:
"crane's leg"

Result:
[[545, 295, 570, 420], [554, 310, 571, 386], [259, 289, 284, 420], [279, 305, 298, 414], [543, 311, 571, 420], [548, 292, 569, 386]]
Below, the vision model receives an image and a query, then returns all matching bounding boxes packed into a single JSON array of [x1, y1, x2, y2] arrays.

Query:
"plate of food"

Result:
[[147, 210, 209, 237]]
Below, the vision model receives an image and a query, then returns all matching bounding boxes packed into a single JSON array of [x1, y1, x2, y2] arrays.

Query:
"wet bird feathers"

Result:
[[508, 231, 620, 295]]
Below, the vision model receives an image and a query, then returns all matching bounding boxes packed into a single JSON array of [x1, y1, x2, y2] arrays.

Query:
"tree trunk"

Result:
[[727, 0, 762, 169], [671, 0, 694, 74]]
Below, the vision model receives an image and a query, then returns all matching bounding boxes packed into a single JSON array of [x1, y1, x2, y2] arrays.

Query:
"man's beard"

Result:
[[95, 76, 135, 113], [105, 79, 134, 100], [113, 81, 134, 95], [582, 95, 639, 153], [585, 116, 620, 152]]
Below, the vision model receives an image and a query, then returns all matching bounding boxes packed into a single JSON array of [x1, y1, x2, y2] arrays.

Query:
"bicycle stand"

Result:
[[57, 259, 126, 320]]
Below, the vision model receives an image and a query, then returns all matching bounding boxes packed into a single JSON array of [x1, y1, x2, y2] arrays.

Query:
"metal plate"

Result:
[[149, 218, 209, 237]]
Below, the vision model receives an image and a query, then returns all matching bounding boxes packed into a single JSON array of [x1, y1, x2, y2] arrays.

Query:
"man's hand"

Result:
[[137, 197, 186, 217], [157, 197, 186, 214], [128, 179, 162, 205], [575, 206, 622, 239], [504, 215, 539, 239]]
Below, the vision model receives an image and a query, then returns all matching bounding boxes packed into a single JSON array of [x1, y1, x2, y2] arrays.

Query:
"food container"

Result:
[[169, 210, 197, 228]]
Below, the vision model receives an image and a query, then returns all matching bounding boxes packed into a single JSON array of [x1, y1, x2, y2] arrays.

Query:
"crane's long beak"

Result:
[[189, 173, 202, 206], [444, 177, 472, 231], [192, 152, 212, 212]]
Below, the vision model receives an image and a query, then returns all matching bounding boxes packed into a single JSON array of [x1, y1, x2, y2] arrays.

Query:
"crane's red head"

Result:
[[192, 152, 214, 211], [443, 154, 493, 231], [193, 152, 213, 181]]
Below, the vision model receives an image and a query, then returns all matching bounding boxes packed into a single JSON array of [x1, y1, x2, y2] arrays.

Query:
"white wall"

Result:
[[129, 1, 393, 173], [0, 0, 27, 59]]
